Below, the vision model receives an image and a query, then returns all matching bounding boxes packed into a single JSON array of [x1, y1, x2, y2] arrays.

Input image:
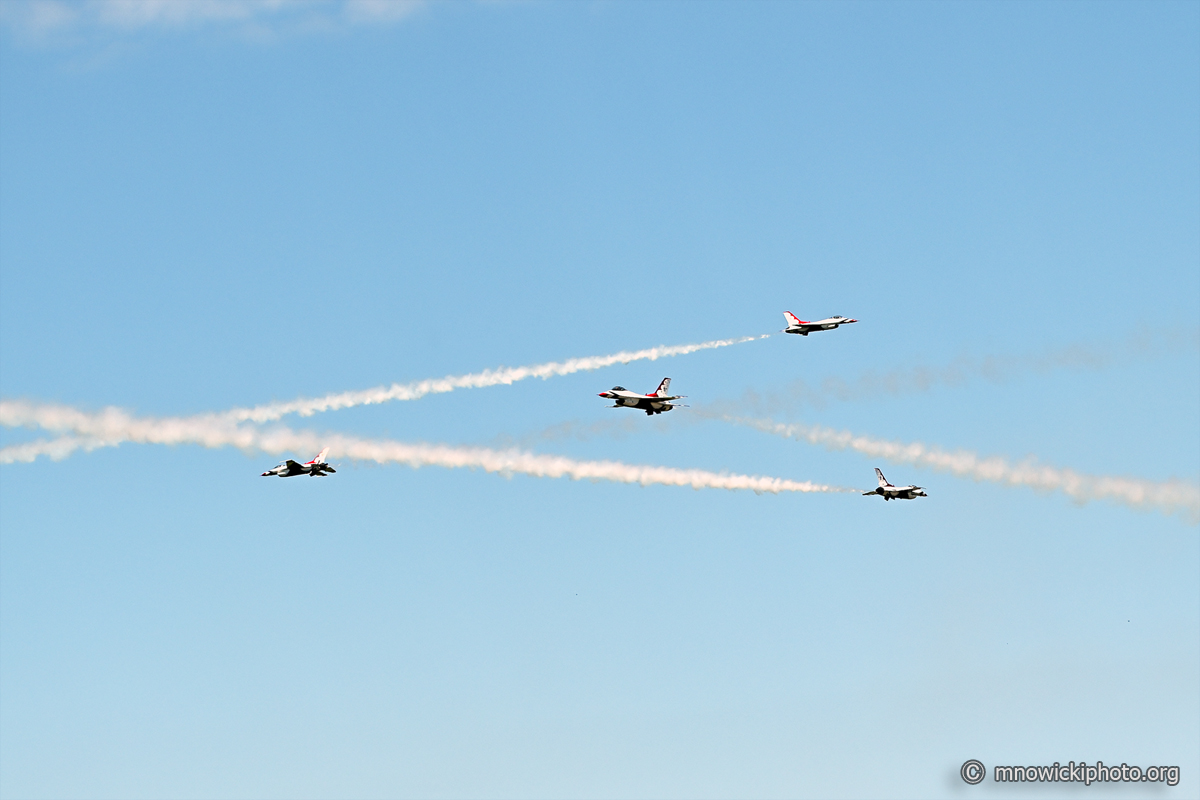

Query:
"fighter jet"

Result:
[[783, 311, 857, 336], [598, 378, 686, 416], [261, 447, 337, 478], [863, 468, 926, 500]]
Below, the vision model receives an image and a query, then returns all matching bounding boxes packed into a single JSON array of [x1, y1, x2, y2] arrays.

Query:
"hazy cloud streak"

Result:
[[730, 328, 1200, 415], [0, 0, 425, 37]]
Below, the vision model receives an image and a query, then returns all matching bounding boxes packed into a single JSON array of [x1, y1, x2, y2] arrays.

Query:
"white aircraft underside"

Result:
[[863, 468, 926, 500], [261, 447, 337, 478], [598, 378, 686, 415], [783, 311, 857, 335]]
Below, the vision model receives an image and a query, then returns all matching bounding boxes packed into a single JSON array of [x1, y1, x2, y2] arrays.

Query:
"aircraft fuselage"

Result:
[[785, 316, 858, 336], [261, 459, 336, 478], [598, 382, 684, 416], [864, 486, 927, 501]]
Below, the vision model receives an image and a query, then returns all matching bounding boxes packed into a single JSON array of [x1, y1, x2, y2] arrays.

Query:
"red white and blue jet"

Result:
[[783, 311, 857, 336], [862, 468, 926, 501], [261, 447, 336, 478], [598, 378, 686, 416]]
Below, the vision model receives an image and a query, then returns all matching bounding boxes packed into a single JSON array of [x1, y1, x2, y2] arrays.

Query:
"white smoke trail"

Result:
[[1, 400, 250, 450], [0, 401, 849, 495], [225, 334, 769, 423], [0, 435, 114, 463], [727, 416, 1200, 521], [0, 334, 766, 462]]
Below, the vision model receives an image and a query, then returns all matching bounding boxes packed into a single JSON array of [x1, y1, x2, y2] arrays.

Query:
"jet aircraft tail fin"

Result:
[[654, 378, 672, 397], [784, 311, 805, 327], [311, 447, 330, 465], [875, 467, 891, 487]]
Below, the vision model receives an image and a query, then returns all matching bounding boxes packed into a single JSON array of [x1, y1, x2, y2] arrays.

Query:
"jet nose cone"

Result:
[[261, 472, 270, 476], [847, 319, 858, 323]]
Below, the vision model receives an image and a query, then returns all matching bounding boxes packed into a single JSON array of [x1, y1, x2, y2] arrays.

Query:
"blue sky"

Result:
[[1, 2, 1197, 798]]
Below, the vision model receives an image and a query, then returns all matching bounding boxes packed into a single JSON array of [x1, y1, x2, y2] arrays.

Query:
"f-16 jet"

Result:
[[598, 378, 686, 416], [783, 311, 857, 336], [261, 447, 336, 478], [863, 468, 926, 500]]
